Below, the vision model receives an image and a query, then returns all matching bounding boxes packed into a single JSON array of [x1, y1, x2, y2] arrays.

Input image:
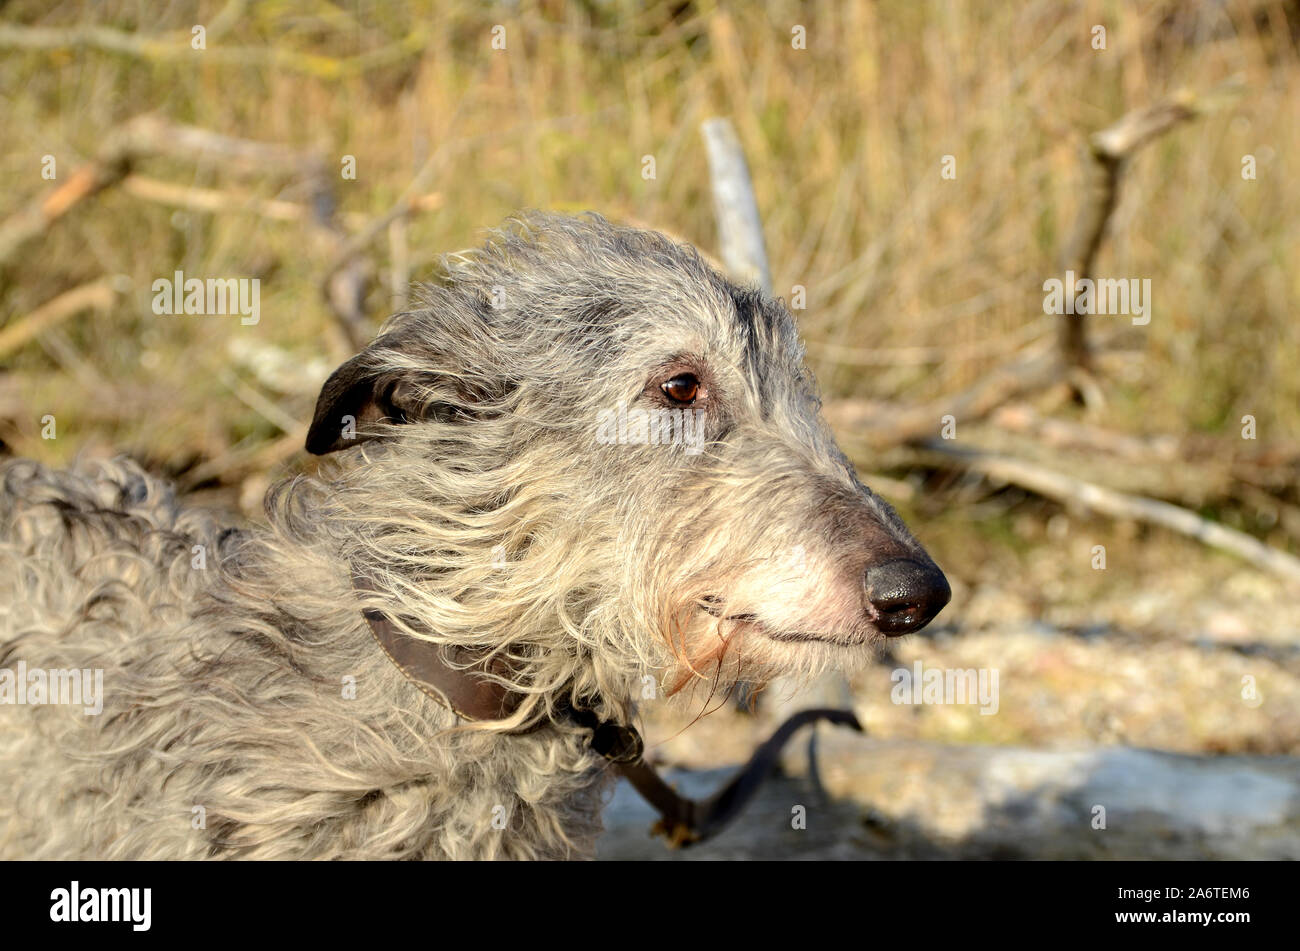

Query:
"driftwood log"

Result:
[[598, 737, 1300, 859]]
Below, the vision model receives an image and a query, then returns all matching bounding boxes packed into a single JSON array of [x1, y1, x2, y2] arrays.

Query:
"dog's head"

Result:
[[307, 213, 948, 697]]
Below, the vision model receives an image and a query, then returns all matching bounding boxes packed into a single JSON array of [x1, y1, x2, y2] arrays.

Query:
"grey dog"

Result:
[[0, 212, 948, 859]]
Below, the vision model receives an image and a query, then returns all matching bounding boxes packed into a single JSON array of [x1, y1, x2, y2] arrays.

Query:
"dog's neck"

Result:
[[351, 566, 644, 763]]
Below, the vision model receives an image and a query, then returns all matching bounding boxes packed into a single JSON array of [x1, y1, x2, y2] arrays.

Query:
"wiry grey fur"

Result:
[[0, 213, 940, 859]]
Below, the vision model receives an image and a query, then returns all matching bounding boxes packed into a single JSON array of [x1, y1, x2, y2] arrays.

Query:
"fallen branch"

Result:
[[824, 346, 1062, 450], [807, 321, 1048, 367], [122, 174, 317, 223], [0, 146, 134, 268], [988, 402, 1180, 460], [986, 403, 1299, 505], [0, 112, 376, 354], [125, 175, 444, 238], [0, 279, 120, 361], [920, 439, 1300, 584], [0, 22, 427, 80], [0, 114, 324, 268]]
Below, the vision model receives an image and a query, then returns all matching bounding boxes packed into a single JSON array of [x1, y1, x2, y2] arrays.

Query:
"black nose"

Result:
[[864, 559, 951, 635]]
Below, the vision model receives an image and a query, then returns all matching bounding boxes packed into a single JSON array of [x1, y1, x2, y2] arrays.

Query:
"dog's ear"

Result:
[[308, 293, 507, 454], [306, 336, 431, 455]]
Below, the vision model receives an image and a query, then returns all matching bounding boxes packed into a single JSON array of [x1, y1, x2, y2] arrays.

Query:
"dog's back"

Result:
[[0, 457, 597, 859], [0, 458, 225, 676], [1, 457, 222, 642], [0, 458, 221, 856]]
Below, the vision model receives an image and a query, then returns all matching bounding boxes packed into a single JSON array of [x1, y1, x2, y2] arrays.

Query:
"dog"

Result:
[[0, 212, 949, 858]]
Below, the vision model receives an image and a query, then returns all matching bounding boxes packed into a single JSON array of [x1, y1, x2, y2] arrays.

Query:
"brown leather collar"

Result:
[[355, 571, 519, 722], [352, 565, 864, 847], [353, 567, 643, 762]]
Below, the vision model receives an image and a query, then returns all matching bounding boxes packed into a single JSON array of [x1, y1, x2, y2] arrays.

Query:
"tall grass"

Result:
[[2, 0, 1296, 477]]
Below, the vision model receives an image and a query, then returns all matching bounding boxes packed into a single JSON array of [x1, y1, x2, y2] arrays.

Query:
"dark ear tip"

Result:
[[306, 353, 371, 455], [306, 408, 362, 455], [304, 428, 335, 455], [304, 406, 341, 455]]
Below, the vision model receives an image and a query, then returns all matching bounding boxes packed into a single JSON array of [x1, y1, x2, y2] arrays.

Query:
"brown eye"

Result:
[[661, 373, 700, 405]]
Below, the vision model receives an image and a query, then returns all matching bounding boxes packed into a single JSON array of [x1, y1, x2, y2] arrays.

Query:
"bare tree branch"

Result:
[[824, 346, 1062, 450], [0, 114, 325, 268], [920, 439, 1300, 584], [0, 22, 427, 80], [702, 118, 772, 294], [1060, 78, 1245, 369], [0, 279, 121, 361]]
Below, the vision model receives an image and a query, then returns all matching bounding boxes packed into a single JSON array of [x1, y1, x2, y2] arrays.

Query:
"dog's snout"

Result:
[[864, 559, 951, 635]]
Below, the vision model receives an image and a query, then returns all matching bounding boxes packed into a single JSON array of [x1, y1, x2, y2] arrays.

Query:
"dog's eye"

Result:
[[661, 373, 700, 405]]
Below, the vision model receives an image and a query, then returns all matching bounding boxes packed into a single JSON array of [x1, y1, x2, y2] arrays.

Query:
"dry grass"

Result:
[[1, 0, 1296, 563]]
